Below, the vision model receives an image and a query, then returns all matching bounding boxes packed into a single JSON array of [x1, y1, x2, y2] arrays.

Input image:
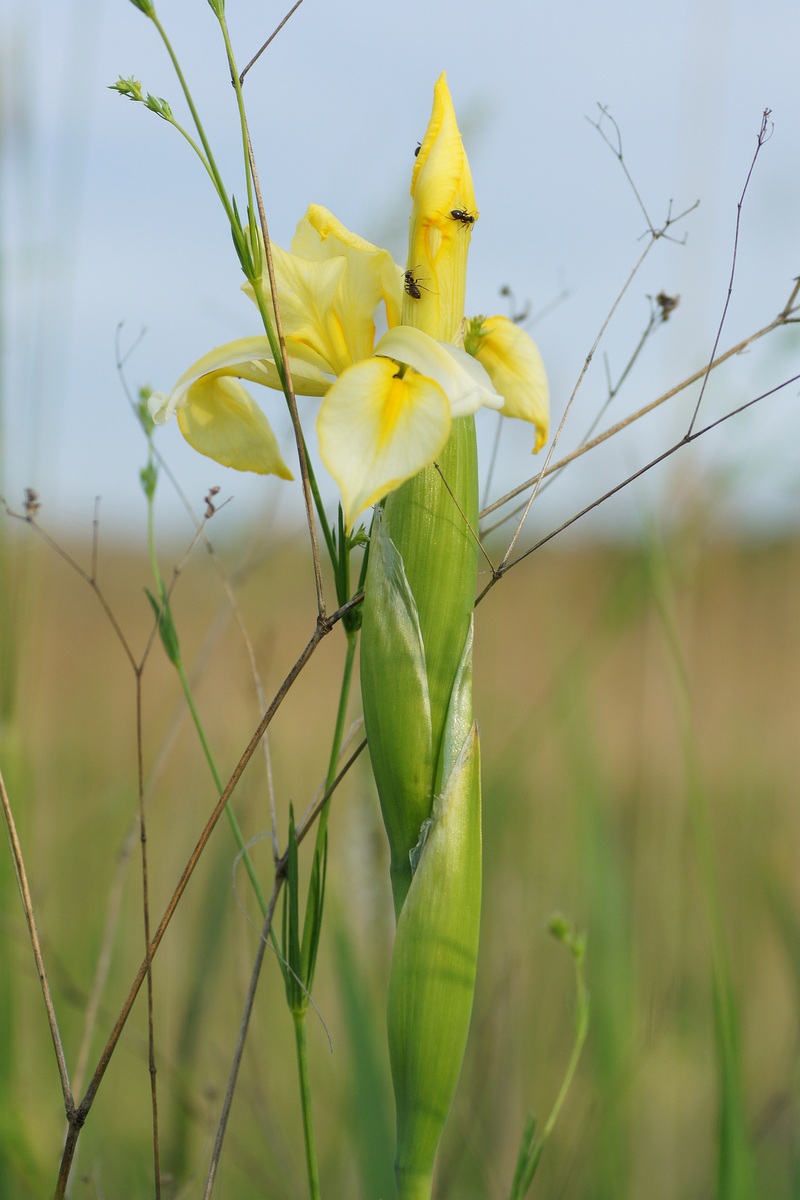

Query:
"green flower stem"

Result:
[[144, 455, 268, 918], [245, 268, 338, 585], [327, 627, 359, 789], [154, 7, 338, 582], [301, 621, 358, 975], [508, 925, 589, 1199], [544, 958, 589, 1136], [298, 625, 359, 993], [394, 1174, 430, 1200], [362, 416, 479, 915], [289, 625, 359, 1199], [303, 444, 338, 573], [359, 79, 484, 1197], [215, 13, 258, 259], [173, 658, 269, 917], [149, 13, 236, 229], [292, 1010, 321, 1200]]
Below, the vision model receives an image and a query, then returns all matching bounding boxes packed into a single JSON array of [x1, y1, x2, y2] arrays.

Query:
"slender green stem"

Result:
[[540, 950, 589, 1144], [144, 451, 268, 917], [325, 629, 359, 794], [300, 625, 359, 967], [246, 275, 338, 572], [507, 919, 589, 1200], [206, 17, 337, 586], [304, 450, 338, 574], [293, 1010, 322, 1200], [159, 116, 218, 192], [149, 13, 236, 227], [290, 626, 359, 1197], [395, 1171, 433, 1200], [216, 14, 257, 250], [174, 659, 268, 918]]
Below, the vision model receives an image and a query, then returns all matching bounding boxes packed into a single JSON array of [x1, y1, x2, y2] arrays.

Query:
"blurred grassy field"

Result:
[[1, 525, 799, 1198]]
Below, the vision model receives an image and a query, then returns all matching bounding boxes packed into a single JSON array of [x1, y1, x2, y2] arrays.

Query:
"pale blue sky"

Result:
[[2, 0, 799, 547]]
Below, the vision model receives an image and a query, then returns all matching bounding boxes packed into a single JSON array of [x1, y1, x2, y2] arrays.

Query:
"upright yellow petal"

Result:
[[244, 206, 403, 376], [294, 205, 403, 336], [405, 73, 476, 343]]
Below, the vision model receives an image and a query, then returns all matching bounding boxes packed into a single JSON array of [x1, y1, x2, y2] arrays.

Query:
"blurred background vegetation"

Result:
[[2, 3, 799, 1196], [1, 517, 798, 1198]]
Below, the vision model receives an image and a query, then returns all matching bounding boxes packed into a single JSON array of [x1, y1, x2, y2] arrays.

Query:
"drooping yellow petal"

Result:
[[147, 336, 332, 431], [244, 206, 403, 376], [175, 375, 293, 478], [469, 315, 550, 451], [317, 356, 451, 529]]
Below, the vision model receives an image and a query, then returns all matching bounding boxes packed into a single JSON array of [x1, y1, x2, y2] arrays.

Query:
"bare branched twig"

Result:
[[494, 195, 697, 575], [433, 461, 496, 575], [478, 106, 699, 568], [686, 108, 774, 436], [0, 767, 74, 1116], [480, 278, 799, 540], [53, 585, 361, 1196], [204, 735, 367, 1195], [587, 103, 655, 233], [243, 122, 328, 621], [239, 0, 305, 85], [476, 368, 800, 607], [116, 329, 283, 857], [582, 290, 678, 448]]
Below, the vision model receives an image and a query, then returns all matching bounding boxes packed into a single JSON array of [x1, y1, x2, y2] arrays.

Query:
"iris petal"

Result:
[[374, 327, 503, 418], [175, 375, 293, 478], [147, 337, 333, 433], [317, 356, 451, 528], [243, 206, 404, 376], [471, 315, 550, 451]]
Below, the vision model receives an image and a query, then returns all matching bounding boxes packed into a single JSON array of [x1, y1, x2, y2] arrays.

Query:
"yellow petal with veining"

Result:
[[176, 375, 293, 478], [472, 315, 550, 451], [317, 356, 451, 528]]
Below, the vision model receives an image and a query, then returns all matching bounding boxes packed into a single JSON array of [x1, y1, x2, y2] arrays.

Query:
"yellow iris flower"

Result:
[[148, 86, 550, 527]]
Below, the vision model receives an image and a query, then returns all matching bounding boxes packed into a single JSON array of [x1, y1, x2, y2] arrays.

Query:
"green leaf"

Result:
[[360, 512, 434, 912], [281, 807, 304, 1012], [144, 586, 181, 666], [387, 725, 482, 1200]]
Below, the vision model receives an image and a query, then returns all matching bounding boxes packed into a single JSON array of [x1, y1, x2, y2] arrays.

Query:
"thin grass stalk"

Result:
[[644, 535, 755, 1200]]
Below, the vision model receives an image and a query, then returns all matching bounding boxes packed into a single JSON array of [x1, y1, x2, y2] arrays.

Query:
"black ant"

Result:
[[403, 267, 430, 299], [414, 141, 422, 157], [449, 207, 476, 228]]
